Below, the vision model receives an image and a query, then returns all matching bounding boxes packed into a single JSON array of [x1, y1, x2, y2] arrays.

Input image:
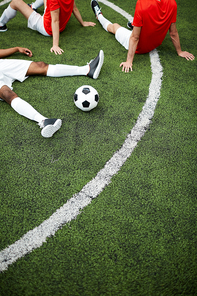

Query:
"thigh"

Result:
[[28, 11, 50, 36], [115, 27, 132, 50], [0, 59, 32, 87], [11, 0, 33, 19]]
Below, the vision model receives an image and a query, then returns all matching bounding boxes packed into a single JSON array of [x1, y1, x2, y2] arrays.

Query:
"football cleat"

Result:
[[39, 118, 62, 138], [0, 25, 7, 32], [87, 50, 104, 79], [91, 0, 102, 18], [127, 21, 133, 30]]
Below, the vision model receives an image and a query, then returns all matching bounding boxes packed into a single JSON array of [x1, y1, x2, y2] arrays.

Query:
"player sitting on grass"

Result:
[[0, 0, 96, 55], [0, 47, 104, 138], [91, 0, 195, 72]]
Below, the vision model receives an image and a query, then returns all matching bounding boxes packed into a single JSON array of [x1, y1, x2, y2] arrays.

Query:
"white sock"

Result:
[[0, 4, 17, 26], [98, 14, 112, 32], [47, 64, 89, 77], [32, 0, 44, 10], [11, 97, 46, 123]]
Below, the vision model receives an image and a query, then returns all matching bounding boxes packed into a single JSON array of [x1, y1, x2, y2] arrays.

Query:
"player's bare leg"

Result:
[[0, 86, 18, 105], [26, 52, 104, 79], [91, 0, 121, 34], [26, 61, 49, 76], [10, 0, 33, 20], [0, 0, 33, 30], [107, 23, 121, 35]]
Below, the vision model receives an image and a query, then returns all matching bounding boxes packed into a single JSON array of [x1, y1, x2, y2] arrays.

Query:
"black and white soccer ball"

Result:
[[74, 85, 99, 111]]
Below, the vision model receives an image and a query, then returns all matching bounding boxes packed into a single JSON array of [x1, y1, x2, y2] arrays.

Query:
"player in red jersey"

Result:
[[0, 0, 96, 55], [91, 0, 195, 72]]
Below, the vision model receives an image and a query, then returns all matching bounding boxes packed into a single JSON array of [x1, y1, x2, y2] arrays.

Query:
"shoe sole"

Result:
[[41, 119, 62, 138], [0, 29, 7, 32], [93, 50, 104, 79]]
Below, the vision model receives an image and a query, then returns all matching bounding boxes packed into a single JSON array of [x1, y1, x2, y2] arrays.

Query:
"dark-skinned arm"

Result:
[[0, 47, 32, 58]]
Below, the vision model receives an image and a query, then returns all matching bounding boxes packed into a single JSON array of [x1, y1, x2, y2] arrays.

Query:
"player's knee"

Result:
[[36, 61, 48, 68], [0, 86, 18, 105], [114, 23, 121, 30], [10, 0, 21, 9], [36, 61, 48, 74], [110, 23, 121, 34]]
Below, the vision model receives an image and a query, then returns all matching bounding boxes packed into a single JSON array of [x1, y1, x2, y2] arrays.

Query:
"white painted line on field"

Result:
[[0, 1, 163, 272], [99, 0, 134, 22], [0, 0, 11, 6]]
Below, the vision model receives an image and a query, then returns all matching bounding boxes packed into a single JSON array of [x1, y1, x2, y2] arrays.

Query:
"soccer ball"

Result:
[[74, 85, 99, 111]]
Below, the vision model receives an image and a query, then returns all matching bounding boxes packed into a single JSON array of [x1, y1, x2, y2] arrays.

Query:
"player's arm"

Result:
[[0, 47, 32, 58], [120, 26, 141, 72], [50, 8, 64, 55], [169, 23, 195, 60], [72, 1, 96, 27]]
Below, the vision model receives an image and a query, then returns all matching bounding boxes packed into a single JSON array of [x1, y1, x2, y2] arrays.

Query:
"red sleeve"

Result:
[[133, 0, 143, 27], [171, 0, 177, 23]]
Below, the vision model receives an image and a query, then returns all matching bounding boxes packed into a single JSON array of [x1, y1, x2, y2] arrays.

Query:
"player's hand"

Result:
[[120, 61, 133, 72], [50, 45, 64, 55], [82, 21, 96, 27], [178, 51, 195, 61], [18, 47, 33, 57]]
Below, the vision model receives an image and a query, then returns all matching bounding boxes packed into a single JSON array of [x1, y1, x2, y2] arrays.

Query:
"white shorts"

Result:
[[115, 27, 132, 50], [0, 59, 32, 91], [28, 11, 50, 36]]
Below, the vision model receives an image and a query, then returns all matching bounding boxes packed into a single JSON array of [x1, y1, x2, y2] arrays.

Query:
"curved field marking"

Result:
[[0, 1, 163, 272], [0, 0, 11, 6]]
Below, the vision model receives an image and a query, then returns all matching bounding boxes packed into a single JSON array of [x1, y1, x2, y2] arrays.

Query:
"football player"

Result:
[[91, 0, 195, 72], [0, 47, 104, 137]]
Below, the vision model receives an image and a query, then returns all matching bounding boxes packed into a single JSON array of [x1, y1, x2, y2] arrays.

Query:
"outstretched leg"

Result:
[[26, 50, 104, 79], [91, 0, 132, 50], [91, 0, 121, 34], [0, 85, 61, 138]]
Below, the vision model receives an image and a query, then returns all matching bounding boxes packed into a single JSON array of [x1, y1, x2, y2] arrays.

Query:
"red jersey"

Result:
[[132, 0, 177, 54], [43, 0, 74, 36]]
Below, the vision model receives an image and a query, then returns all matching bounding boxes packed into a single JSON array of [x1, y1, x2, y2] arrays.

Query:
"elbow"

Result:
[[72, 3, 77, 14], [169, 32, 176, 39], [131, 33, 140, 42], [169, 28, 178, 39], [53, 19, 60, 26], [131, 35, 140, 45]]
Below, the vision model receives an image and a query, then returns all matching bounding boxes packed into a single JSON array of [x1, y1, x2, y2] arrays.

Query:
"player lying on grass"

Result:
[[0, 47, 104, 138], [0, 0, 96, 55], [91, 0, 195, 72]]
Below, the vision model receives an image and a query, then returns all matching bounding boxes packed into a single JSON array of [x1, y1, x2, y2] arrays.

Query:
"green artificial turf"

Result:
[[0, 0, 196, 295]]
